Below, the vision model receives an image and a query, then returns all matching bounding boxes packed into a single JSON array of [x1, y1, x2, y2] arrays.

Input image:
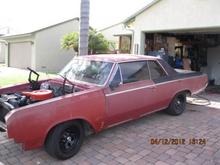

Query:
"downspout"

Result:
[[124, 24, 135, 54], [0, 40, 9, 66]]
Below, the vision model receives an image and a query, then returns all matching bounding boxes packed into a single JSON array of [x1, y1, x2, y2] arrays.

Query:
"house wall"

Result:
[[0, 43, 6, 63], [100, 23, 131, 50], [207, 46, 220, 85], [35, 20, 79, 73], [131, 0, 220, 54]]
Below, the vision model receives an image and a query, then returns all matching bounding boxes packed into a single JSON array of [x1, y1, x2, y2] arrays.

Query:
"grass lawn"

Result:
[[0, 67, 56, 87]]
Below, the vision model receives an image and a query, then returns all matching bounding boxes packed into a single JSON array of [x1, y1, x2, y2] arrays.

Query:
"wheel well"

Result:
[[76, 119, 95, 136], [170, 90, 190, 105], [174, 90, 191, 98], [45, 119, 95, 144], [182, 90, 191, 96]]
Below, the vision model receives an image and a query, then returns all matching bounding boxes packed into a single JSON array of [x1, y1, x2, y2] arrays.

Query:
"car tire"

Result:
[[166, 93, 186, 116], [45, 121, 84, 160]]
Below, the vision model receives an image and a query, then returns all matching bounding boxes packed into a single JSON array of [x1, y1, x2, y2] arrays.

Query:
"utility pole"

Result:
[[79, 0, 90, 56]]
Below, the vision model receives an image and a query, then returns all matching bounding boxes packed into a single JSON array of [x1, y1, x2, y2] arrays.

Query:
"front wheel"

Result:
[[45, 121, 84, 160], [166, 93, 186, 116]]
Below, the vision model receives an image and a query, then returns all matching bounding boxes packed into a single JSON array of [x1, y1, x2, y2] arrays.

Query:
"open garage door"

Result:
[[144, 31, 220, 85], [9, 42, 32, 69]]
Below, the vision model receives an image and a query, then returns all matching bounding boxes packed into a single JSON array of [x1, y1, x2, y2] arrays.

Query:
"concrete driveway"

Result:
[[0, 93, 220, 165]]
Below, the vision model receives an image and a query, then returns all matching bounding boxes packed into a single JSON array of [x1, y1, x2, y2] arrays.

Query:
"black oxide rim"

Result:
[[59, 127, 80, 154], [174, 95, 185, 113]]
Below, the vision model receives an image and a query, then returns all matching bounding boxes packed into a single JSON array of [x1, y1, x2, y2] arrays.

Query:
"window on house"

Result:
[[120, 36, 131, 53], [119, 61, 150, 84], [148, 61, 167, 80]]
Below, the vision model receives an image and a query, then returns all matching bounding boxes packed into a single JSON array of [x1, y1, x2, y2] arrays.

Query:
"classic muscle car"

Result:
[[0, 54, 208, 159]]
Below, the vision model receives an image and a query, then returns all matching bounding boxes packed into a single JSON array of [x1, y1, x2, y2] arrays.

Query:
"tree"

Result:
[[61, 32, 79, 52], [79, 0, 90, 56], [61, 29, 110, 55], [88, 29, 109, 54]]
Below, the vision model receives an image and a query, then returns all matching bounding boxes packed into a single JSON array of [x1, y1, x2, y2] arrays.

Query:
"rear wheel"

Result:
[[166, 93, 186, 116], [45, 121, 84, 160]]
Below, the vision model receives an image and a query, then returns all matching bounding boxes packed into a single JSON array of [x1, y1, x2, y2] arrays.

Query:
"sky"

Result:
[[0, 0, 153, 34]]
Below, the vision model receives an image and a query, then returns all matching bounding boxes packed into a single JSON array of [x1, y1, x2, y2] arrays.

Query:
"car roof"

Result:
[[76, 54, 159, 63]]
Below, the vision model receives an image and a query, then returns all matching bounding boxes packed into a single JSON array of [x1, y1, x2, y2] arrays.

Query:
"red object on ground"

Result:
[[22, 90, 53, 101]]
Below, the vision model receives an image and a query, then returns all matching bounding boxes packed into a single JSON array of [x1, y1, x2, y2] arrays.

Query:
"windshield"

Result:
[[60, 59, 113, 85]]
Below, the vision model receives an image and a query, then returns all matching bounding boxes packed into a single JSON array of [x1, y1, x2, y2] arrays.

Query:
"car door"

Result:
[[104, 61, 156, 127], [147, 60, 173, 110]]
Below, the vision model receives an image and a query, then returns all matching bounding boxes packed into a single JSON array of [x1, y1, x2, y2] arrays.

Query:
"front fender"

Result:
[[6, 88, 105, 150]]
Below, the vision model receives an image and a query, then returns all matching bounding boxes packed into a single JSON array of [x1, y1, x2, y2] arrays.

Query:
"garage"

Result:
[[9, 42, 32, 69], [143, 31, 220, 84], [0, 18, 79, 72], [123, 0, 220, 85]]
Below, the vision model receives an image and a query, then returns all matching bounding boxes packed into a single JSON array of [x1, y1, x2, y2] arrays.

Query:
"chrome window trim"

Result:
[[154, 74, 205, 86], [105, 84, 155, 97], [147, 60, 152, 80], [105, 74, 205, 97], [118, 64, 123, 84], [104, 63, 117, 87], [156, 59, 169, 76], [107, 63, 123, 86], [147, 60, 168, 80]]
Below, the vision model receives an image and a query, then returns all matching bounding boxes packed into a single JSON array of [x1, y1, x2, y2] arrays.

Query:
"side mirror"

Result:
[[109, 80, 120, 90]]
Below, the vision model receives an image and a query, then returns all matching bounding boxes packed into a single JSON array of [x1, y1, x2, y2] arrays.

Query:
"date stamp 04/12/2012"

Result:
[[150, 138, 207, 145]]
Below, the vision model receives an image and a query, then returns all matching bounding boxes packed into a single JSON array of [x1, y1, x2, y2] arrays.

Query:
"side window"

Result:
[[119, 61, 150, 84], [148, 61, 167, 80], [111, 67, 122, 84]]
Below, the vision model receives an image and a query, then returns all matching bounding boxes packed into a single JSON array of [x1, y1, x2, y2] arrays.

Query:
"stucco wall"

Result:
[[131, 0, 220, 54], [35, 20, 79, 73], [134, 0, 220, 32], [0, 43, 6, 63], [207, 46, 220, 85], [100, 23, 131, 50]]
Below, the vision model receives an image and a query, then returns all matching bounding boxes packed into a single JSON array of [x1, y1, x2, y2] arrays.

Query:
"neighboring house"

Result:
[[0, 18, 79, 73], [0, 43, 6, 63], [0, 27, 9, 63], [99, 23, 132, 53], [102, 0, 220, 85]]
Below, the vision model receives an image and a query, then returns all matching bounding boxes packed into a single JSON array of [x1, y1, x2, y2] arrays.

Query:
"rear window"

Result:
[[148, 61, 167, 80]]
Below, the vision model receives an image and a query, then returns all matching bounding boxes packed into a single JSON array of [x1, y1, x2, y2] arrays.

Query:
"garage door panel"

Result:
[[9, 42, 32, 69]]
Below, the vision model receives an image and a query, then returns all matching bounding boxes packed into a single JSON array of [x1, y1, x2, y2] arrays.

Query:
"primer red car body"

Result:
[[0, 54, 208, 159]]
